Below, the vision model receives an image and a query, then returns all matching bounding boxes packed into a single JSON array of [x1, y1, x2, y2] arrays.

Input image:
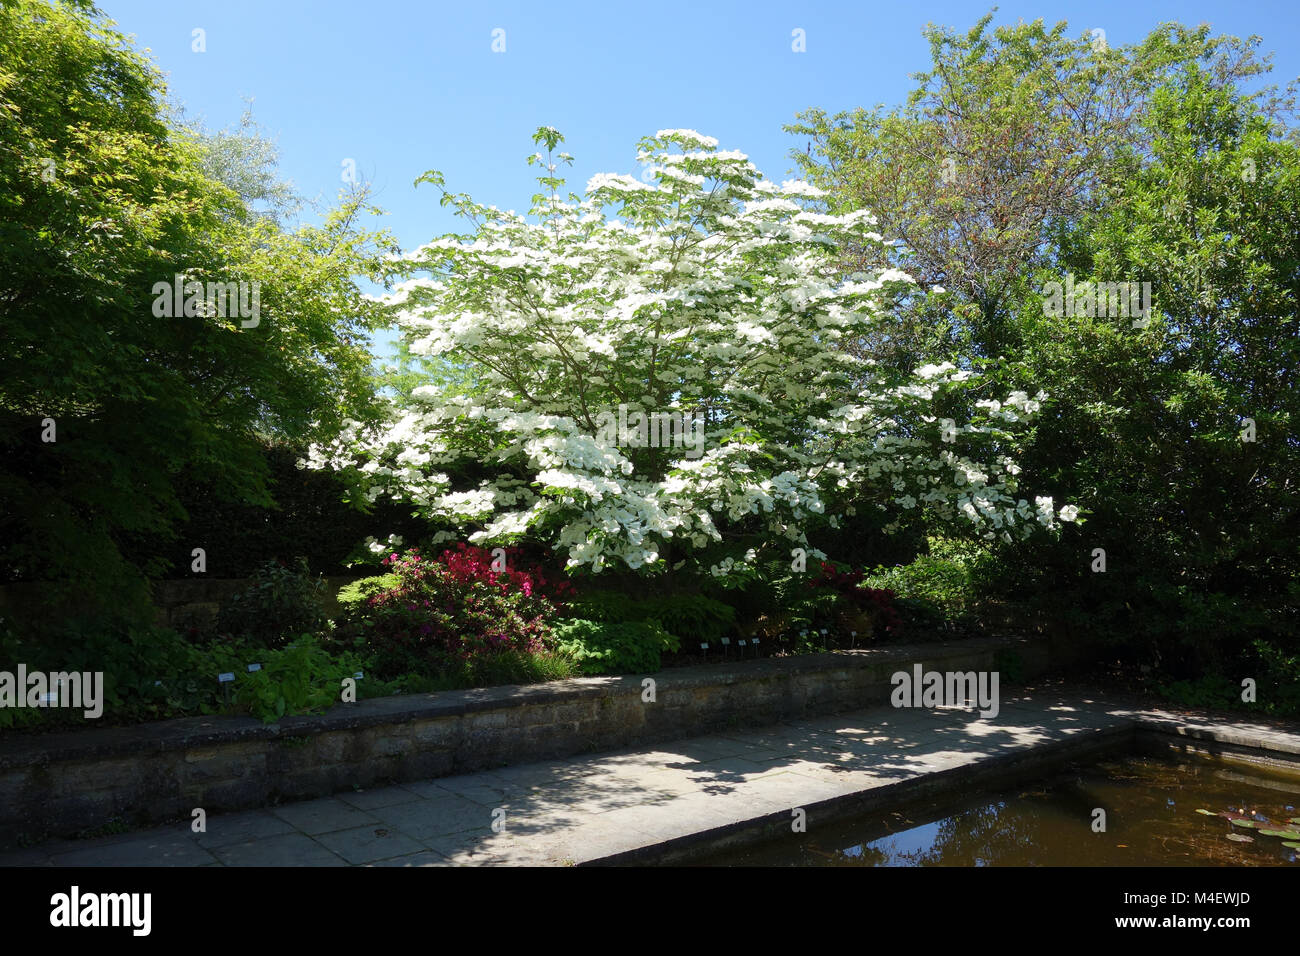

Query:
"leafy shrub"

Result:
[[563, 590, 636, 624], [216, 558, 329, 648], [553, 619, 680, 675], [0, 617, 269, 730], [451, 648, 580, 689], [807, 562, 902, 640], [865, 557, 969, 608], [565, 591, 735, 644], [336, 574, 401, 614], [121, 443, 431, 581], [636, 595, 735, 643], [863, 538, 992, 607], [234, 636, 362, 723], [992, 648, 1026, 684], [1155, 636, 1300, 718], [371, 649, 580, 694], [1155, 675, 1243, 712], [338, 544, 570, 679], [714, 559, 905, 646]]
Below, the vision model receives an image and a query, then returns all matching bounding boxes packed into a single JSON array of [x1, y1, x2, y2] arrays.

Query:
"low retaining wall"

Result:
[[0, 577, 365, 631], [0, 633, 1095, 848], [149, 576, 363, 629]]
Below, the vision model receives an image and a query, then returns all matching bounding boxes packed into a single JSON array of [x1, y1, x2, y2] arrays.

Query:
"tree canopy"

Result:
[[0, 0, 398, 629]]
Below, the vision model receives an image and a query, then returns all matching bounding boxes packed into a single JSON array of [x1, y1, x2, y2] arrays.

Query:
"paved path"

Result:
[[3, 689, 1293, 867]]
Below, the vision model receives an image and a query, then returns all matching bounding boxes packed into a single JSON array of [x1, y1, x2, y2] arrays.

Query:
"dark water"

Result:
[[703, 753, 1300, 866]]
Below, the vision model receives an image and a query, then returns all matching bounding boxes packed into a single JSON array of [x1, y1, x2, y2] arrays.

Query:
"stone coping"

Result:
[[595, 706, 1300, 866]]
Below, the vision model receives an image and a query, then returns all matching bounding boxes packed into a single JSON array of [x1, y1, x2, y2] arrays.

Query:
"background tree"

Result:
[[789, 13, 1299, 687], [0, 0, 398, 634], [788, 15, 1292, 368], [185, 99, 304, 227]]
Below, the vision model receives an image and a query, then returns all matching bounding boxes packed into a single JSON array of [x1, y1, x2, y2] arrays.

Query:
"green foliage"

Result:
[[0, 610, 581, 732], [637, 595, 736, 643], [448, 649, 580, 690], [1156, 675, 1243, 711], [553, 619, 680, 675], [121, 443, 429, 579], [1154, 635, 1300, 718], [565, 590, 639, 624], [336, 574, 402, 613], [865, 550, 978, 608], [335, 546, 566, 680], [0, 617, 260, 729], [0, 0, 398, 634], [233, 636, 359, 723], [862, 539, 992, 635], [367, 650, 580, 694], [791, 13, 1299, 673], [716, 558, 833, 631], [788, 16, 1289, 369], [992, 649, 1026, 685], [215, 559, 329, 649], [997, 59, 1300, 670], [565, 591, 735, 643], [187, 100, 303, 226]]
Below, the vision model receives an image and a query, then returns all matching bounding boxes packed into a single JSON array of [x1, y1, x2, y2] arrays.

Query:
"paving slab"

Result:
[[337, 786, 425, 812], [50, 830, 216, 867], [270, 797, 378, 836], [365, 849, 455, 867], [195, 809, 297, 849], [314, 824, 426, 864], [210, 832, 348, 867], [372, 794, 496, 843]]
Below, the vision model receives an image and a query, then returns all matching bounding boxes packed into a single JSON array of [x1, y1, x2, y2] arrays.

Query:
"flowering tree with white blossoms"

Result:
[[304, 127, 1077, 578]]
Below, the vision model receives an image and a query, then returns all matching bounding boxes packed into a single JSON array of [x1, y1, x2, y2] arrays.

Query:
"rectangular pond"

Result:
[[697, 750, 1300, 866]]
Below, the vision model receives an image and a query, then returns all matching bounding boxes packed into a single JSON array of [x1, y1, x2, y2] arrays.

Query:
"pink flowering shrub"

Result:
[[340, 544, 573, 678], [807, 562, 902, 640]]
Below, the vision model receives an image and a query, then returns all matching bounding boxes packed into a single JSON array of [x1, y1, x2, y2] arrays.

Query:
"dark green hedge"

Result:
[[119, 443, 428, 579]]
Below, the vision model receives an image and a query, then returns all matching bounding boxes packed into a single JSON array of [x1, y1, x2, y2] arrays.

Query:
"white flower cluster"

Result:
[[304, 131, 1077, 571], [362, 533, 403, 556]]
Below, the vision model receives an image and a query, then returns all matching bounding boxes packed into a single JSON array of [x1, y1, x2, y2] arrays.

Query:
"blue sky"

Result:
[[99, 0, 1299, 355]]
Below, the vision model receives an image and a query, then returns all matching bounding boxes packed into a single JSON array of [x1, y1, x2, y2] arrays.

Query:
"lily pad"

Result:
[[1227, 818, 1258, 828], [1195, 809, 1217, 815], [1258, 828, 1300, 840], [1225, 833, 1254, 843], [1283, 841, 1300, 849], [1290, 818, 1300, 825]]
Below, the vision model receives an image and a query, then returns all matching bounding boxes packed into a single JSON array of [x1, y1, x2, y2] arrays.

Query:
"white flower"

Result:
[[654, 129, 719, 148], [916, 362, 956, 379], [314, 129, 1058, 573]]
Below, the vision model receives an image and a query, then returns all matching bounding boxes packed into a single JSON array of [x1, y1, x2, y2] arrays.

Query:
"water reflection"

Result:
[[705, 754, 1300, 866]]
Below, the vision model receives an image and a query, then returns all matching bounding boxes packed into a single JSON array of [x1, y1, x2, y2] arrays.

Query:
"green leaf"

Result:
[[1258, 828, 1300, 840]]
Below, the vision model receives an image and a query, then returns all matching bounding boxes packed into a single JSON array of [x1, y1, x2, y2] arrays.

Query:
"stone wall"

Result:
[[0, 633, 1094, 848], [149, 576, 363, 630], [0, 576, 365, 631]]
